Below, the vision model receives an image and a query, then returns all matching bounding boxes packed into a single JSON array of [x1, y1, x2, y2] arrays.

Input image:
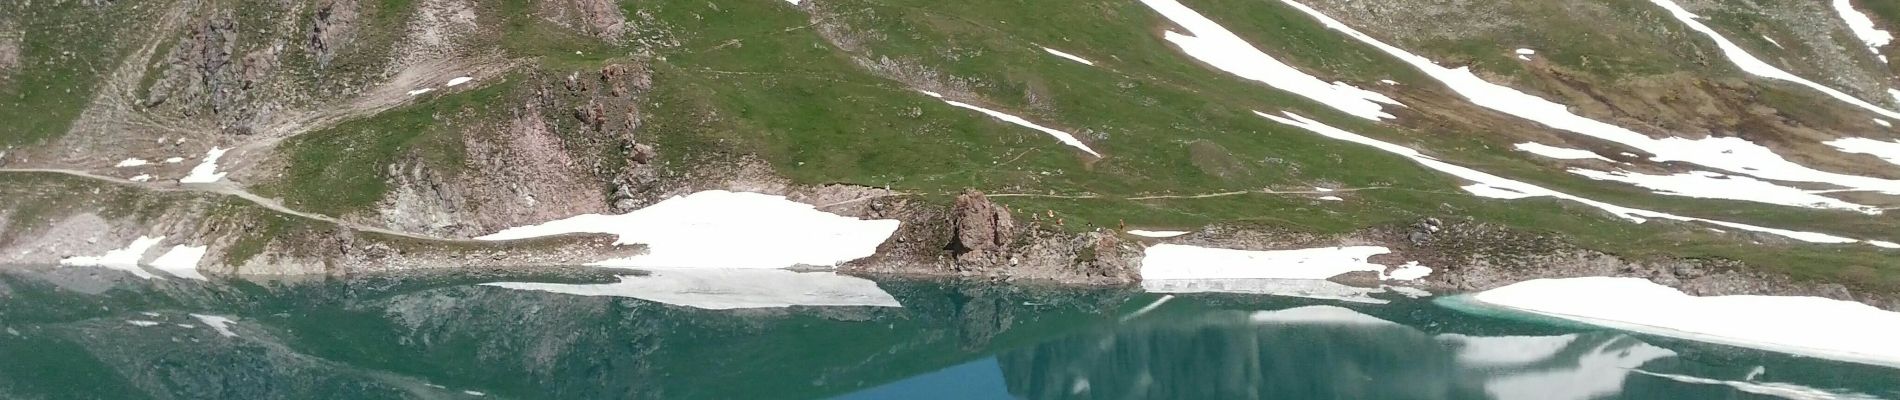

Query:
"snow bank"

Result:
[[1832, 0, 1893, 59], [483, 269, 901, 310], [1567, 169, 1881, 214], [150, 245, 208, 280], [59, 236, 165, 279], [1249, 305, 1398, 325], [191, 314, 238, 337], [1438, 333, 1579, 366], [1140, 0, 1400, 121], [1278, 0, 1900, 195], [1141, 243, 1407, 280], [1646, 0, 1900, 119], [1514, 142, 1610, 161], [1126, 230, 1189, 238], [446, 76, 473, 87], [1041, 47, 1096, 66], [1826, 137, 1900, 166], [115, 158, 148, 168], [179, 147, 228, 183], [1261, 111, 1881, 246], [478, 190, 900, 269], [1142, 278, 1392, 304], [919, 90, 1102, 157], [1474, 277, 1900, 368]]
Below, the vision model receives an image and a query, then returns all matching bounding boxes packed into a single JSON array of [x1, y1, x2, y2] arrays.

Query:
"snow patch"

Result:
[[1647, 0, 1900, 119], [115, 158, 148, 168], [1140, 0, 1400, 121], [1262, 111, 1881, 246], [126, 320, 161, 327], [484, 269, 901, 310], [1832, 0, 1893, 59], [1279, 0, 1900, 195], [1140, 243, 1400, 280], [163, 157, 185, 164], [128, 174, 151, 182], [479, 190, 899, 269], [1876, 119, 1893, 128], [191, 314, 238, 337], [1041, 47, 1096, 66], [1475, 277, 1900, 368], [1567, 169, 1881, 214], [179, 147, 228, 183], [406, 88, 434, 96], [919, 90, 1103, 157], [59, 236, 165, 279], [1826, 137, 1900, 166], [1385, 261, 1431, 281], [1514, 48, 1536, 55], [1514, 142, 1610, 161], [1317, 195, 1344, 201], [446, 76, 473, 87], [1126, 230, 1190, 238], [150, 245, 208, 280]]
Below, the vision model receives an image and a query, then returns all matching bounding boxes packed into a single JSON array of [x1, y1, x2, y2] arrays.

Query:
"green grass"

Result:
[[256, 83, 503, 217], [0, 2, 148, 147]]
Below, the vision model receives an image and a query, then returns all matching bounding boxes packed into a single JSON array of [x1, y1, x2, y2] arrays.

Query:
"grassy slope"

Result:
[[7, 0, 1891, 290], [0, 2, 150, 148]]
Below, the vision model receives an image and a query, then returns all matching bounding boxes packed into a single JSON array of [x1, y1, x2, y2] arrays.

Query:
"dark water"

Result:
[[0, 267, 1895, 400]]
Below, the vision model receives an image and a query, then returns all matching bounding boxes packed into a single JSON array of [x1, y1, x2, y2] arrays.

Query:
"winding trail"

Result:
[[0, 168, 458, 242]]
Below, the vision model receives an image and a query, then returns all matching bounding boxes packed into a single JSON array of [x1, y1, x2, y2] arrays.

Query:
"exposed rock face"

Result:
[[948, 190, 1014, 265], [142, 10, 280, 135], [306, 0, 359, 69]]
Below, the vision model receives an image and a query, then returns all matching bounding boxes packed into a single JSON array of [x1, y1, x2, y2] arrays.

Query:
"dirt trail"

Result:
[[0, 168, 464, 242]]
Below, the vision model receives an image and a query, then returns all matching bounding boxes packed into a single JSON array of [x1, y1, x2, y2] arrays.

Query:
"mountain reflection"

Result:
[[997, 306, 1679, 400]]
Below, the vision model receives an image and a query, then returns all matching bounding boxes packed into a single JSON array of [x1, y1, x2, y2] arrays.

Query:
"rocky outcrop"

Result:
[[0, 20, 19, 80], [306, 0, 359, 69], [948, 190, 1014, 265]]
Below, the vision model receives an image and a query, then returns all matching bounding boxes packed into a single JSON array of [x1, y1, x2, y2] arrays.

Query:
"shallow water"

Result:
[[0, 268, 1894, 399]]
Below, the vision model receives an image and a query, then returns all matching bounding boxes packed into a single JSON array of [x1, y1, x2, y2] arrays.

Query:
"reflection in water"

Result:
[[1, 268, 1895, 399], [482, 269, 902, 310]]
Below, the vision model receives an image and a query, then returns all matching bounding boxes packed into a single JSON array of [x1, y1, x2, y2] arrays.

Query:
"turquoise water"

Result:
[[0, 268, 1894, 399]]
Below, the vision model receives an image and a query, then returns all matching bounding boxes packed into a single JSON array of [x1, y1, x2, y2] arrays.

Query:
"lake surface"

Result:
[[0, 267, 1895, 399]]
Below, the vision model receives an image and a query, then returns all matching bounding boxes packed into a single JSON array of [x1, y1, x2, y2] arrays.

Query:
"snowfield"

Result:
[[919, 90, 1103, 157], [478, 190, 900, 269], [150, 244, 208, 280], [179, 147, 229, 183], [1261, 110, 1888, 247], [1141, 0, 1399, 121], [1278, 0, 1900, 197], [1827, 137, 1900, 166], [1832, 0, 1893, 59], [1566, 169, 1881, 214], [1646, 0, 1900, 119], [484, 269, 901, 310], [1474, 277, 1900, 368], [1126, 230, 1190, 238], [59, 236, 165, 279], [1140, 243, 1427, 281]]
